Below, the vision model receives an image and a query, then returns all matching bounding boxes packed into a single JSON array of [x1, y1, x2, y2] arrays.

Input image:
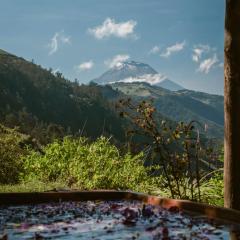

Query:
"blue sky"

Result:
[[0, 0, 225, 94]]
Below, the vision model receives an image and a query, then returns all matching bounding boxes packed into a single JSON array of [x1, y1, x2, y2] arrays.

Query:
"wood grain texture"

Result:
[[224, 0, 240, 210]]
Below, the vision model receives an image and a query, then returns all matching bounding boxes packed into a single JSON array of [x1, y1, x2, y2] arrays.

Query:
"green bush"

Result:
[[22, 137, 151, 192], [0, 125, 29, 184], [199, 171, 224, 206], [199, 148, 224, 206]]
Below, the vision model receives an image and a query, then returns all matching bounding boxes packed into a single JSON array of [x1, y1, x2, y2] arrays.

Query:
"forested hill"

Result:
[[109, 82, 224, 138], [0, 49, 125, 143]]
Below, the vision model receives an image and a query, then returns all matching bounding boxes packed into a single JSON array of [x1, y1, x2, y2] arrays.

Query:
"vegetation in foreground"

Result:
[[0, 180, 68, 193], [0, 120, 223, 206]]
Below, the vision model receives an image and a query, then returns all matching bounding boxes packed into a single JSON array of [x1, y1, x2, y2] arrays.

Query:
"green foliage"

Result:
[[21, 137, 151, 192], [0, 180, 68, 193], [0, 125, 30, 184], [0, 124, 224, 206], [199, 148, 224, 206], [200, 171, 224, 206]]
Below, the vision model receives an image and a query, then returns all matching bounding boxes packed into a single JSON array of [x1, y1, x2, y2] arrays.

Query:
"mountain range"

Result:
[[0, 49, 224, 141], [94, 61, 223, 138]]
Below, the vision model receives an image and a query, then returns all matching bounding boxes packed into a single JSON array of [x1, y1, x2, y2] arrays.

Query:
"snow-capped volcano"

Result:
[[93, 61, 157, 84], [92, 60, 185, 91]]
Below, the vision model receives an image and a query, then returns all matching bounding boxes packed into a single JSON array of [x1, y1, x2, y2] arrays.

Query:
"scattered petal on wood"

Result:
[[0, 201, 239, 239]]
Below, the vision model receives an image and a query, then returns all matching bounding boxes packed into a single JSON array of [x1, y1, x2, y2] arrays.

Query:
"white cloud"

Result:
[[192, 44, 222, 73], [192, 44, 211, 63], [110, 74, 167, 85], [104, 54, 130, 68], [160, 41, 186, 58], [88, 18, 137, 39], [48, 31, 71, 55], [198, 54, 219, 74], [149, 46, 161, 55], [76, 60, 94, 72]]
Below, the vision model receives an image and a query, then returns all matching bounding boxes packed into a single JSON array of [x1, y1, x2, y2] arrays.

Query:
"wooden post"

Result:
[[224, 0, 240, 210]]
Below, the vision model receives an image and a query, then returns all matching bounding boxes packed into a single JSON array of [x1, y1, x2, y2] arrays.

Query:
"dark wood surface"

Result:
[[224, 0, 240, 210]]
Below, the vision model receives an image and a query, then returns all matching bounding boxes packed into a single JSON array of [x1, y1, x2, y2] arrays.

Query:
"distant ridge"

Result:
[[108, 81, 224, 138], [156, 79, 185, 91], [0, 49, 13, 56]]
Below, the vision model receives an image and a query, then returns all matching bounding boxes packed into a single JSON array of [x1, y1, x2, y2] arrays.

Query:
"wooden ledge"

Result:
[[0, 190, 240, 224]]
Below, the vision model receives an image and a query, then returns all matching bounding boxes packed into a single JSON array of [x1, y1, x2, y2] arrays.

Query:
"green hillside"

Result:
[[0, 49, 125, 143], [110, 82, 224, 138]]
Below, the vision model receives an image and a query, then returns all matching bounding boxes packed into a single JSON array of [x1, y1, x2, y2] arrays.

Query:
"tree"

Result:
[[224, 0, 240, 210]]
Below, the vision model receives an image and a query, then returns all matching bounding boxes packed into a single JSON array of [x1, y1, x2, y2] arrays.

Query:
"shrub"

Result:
[[22, 137, 151, 192], [199, 148, 224, 206], [200, 170, 224, 206], [116, 99, 222, 201], [0, 125, 29, 184]]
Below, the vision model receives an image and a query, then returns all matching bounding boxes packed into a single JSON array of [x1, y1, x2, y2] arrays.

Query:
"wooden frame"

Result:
[[1, 190, 240, 224]]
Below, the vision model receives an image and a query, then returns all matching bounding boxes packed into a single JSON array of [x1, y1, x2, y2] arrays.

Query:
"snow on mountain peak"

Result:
[[93, 60, 184, 91]]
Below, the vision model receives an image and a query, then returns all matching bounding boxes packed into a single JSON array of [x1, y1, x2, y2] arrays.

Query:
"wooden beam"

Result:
[[224, 0, 240, 210]]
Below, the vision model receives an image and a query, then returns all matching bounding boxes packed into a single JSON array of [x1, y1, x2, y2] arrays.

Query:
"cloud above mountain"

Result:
[[160, 41, 186, 58], [198, 54, 219, 74], [48, 31, 71, 55], [104, 54, 130, 68], [88, 18, 137, 39], [192, 44, 211, 63], [112, 73, 167, 85], [192, 44, 219, 74], [76, 60, 94, 72]]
